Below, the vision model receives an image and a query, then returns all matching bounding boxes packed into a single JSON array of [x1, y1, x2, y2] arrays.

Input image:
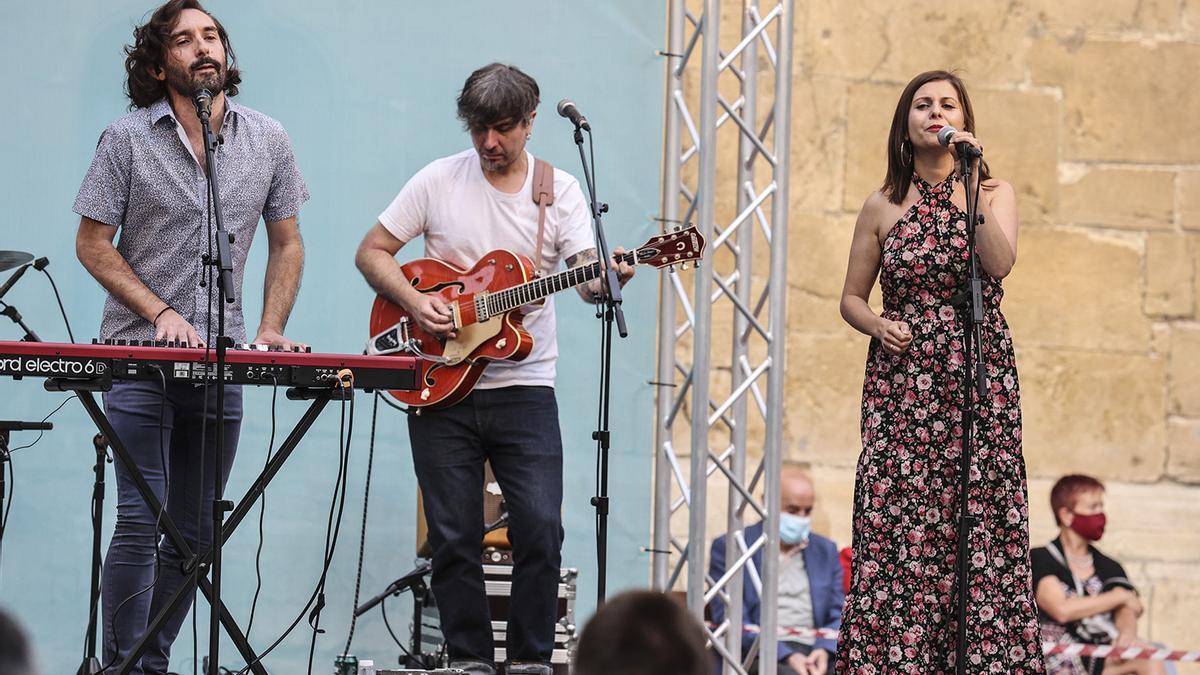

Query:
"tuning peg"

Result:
[[679, 262, 688, 270]]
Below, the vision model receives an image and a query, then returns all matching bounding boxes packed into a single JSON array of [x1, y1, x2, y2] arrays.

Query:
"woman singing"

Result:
[[835, 71, 1041, 673]]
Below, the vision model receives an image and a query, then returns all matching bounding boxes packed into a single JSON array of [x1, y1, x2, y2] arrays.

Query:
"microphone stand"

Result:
[[78, 433, 109, 675], [953, 148, 987, 675], [0, 293, 99, 674], [0, 261, 45, 342], [569, 121, 626, 606], [0, 421, 54, 570], [197, 96, 237, 675]]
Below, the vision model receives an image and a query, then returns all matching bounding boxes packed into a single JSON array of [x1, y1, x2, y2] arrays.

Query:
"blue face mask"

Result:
[[779, 513, 811, 546]]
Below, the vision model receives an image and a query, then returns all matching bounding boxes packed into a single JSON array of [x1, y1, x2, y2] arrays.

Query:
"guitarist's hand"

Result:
[[410, 294, 458, 339], [580, 247, 636, 301], [613, 246, 636, 287]]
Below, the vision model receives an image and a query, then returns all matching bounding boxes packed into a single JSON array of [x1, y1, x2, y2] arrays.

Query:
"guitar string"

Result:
[[483, 251, 637, 317]]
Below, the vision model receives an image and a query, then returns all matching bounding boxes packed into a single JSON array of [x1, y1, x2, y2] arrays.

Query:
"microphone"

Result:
[[192, 88, 213, 122], [0, 257, 46, 302], [556, 99, 591, 131], [937, 126, 982, 158]]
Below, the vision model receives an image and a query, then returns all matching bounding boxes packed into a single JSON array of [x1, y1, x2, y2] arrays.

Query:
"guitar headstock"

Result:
[[635, 225, 706, 270]]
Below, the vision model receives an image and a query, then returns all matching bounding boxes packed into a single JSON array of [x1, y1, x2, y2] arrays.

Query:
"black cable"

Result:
[[99, 368, 170, 674], [235, 386, 356, 675], [379, 595, 413, 657], [307, 388, 355, 674], [246, 375, 280, 638], [341, 393, 380, 657], [4, 394, 77, 454], [37, 267, 76, 343], [0, 393, 77, 578], [376, 391, 412, 415]]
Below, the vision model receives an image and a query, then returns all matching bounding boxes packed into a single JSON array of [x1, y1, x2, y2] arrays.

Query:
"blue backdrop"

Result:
[[0, 2, 664, 672]]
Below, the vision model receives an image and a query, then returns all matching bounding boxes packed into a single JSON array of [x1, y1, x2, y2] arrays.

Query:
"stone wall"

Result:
[[682, 0, 1200, 666]]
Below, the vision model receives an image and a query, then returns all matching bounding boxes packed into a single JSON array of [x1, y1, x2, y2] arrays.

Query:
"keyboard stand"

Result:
[[49, 380, 343, 675]]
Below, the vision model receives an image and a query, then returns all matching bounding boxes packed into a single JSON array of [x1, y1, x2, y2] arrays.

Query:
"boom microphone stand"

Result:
[[0, 257, 49, 342], [194, 88, 237, 675], [564, 107, 627, 606], [953, 145, 987, 675]]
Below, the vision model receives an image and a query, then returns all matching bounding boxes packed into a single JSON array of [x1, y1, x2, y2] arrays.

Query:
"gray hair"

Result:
[[456, 63, 540, 131]]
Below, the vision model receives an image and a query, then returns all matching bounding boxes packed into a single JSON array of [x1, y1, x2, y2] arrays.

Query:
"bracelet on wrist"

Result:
[[153, 305, 174, 327]]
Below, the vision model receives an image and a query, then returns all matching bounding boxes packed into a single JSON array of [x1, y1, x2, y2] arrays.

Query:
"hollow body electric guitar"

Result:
[[367, 226, 705, 408]]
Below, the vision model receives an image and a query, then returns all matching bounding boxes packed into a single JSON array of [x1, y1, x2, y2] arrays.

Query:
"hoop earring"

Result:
[[900, 138, 912, 165]]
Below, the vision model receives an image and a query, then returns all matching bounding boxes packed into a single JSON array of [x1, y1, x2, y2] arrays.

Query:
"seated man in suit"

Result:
[[709, 464, 843, 675]]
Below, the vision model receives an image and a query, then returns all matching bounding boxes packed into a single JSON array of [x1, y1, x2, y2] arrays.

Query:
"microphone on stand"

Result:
[[192, 88, 213, 122], [937, 126, 982, 158], [0, 257, 48, 302], [556, 99, 591, 131]]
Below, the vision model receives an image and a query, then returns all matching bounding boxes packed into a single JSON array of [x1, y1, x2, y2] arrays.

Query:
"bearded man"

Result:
[[72, 1, 308, 671]]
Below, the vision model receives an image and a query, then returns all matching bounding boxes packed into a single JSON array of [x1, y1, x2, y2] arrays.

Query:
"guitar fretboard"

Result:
[[482, 251, 637, 316]]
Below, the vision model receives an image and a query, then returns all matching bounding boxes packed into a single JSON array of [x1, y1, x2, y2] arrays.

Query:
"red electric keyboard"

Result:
[[0, 340, 420, 391]]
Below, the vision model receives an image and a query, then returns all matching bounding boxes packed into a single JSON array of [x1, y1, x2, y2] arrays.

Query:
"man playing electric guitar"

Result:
[[355, 63, 633, 675]]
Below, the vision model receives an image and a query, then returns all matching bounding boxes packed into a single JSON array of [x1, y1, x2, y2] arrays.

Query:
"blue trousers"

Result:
[[101, 380, 242, 675], [408, 385, 565, 665]]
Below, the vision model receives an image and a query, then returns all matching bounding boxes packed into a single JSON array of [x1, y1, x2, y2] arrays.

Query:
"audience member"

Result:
[[708, 464, 843, 675], [0, 606, 38, 675], [1032, 474, 1165, 675], [574, 590, 709, 675]]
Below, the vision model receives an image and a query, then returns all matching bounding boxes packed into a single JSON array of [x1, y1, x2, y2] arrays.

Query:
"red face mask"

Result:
[[1069, 512, 1106, 541]]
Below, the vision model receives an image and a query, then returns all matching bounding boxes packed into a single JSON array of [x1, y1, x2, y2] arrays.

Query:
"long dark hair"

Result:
[[882, 70, 991, 204], [124, 0, 241, 109]]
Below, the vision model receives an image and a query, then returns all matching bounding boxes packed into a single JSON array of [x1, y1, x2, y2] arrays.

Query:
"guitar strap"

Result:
[[531, 157, 555, 273]]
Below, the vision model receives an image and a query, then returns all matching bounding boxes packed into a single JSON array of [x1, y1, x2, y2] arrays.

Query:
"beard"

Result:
[[477, 148, 518, 174], [164, 57, 225, 99]]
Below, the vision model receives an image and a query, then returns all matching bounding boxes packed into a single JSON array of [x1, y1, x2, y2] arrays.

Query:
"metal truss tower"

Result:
[[653, 1, 794, 673]]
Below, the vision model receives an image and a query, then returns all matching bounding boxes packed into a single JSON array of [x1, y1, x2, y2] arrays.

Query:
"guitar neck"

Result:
[[486, 251, 636, 315]]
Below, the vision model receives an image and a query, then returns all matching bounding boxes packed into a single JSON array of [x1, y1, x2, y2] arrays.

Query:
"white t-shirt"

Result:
[[378, 149, 595, 389]]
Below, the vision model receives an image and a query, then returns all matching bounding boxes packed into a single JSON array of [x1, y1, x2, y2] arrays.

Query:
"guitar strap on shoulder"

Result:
[[531, 157, 555, 274]]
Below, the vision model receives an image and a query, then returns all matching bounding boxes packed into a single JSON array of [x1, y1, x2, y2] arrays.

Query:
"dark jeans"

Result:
[[408, 385, 564, 665], [102, 380, 242, 675]]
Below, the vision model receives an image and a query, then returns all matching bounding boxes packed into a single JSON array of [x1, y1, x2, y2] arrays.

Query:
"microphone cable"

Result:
[[0, 393, 77, 579], [234, 384, 356, 675], [306, 383, 355, 674], [36, 264, 76, 343], [340, 392, 381, 658], [245, 374, 281, 639]]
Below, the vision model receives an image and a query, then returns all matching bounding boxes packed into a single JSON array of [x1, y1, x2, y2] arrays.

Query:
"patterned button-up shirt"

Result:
[[73, 97, 309, 342]]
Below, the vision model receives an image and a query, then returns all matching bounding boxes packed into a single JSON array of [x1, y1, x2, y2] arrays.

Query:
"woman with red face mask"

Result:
[[1031, 475, 1165, 675]]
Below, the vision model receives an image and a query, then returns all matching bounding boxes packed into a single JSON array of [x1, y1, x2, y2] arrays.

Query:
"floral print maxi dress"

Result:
[[835, 173, 1042, 674]]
